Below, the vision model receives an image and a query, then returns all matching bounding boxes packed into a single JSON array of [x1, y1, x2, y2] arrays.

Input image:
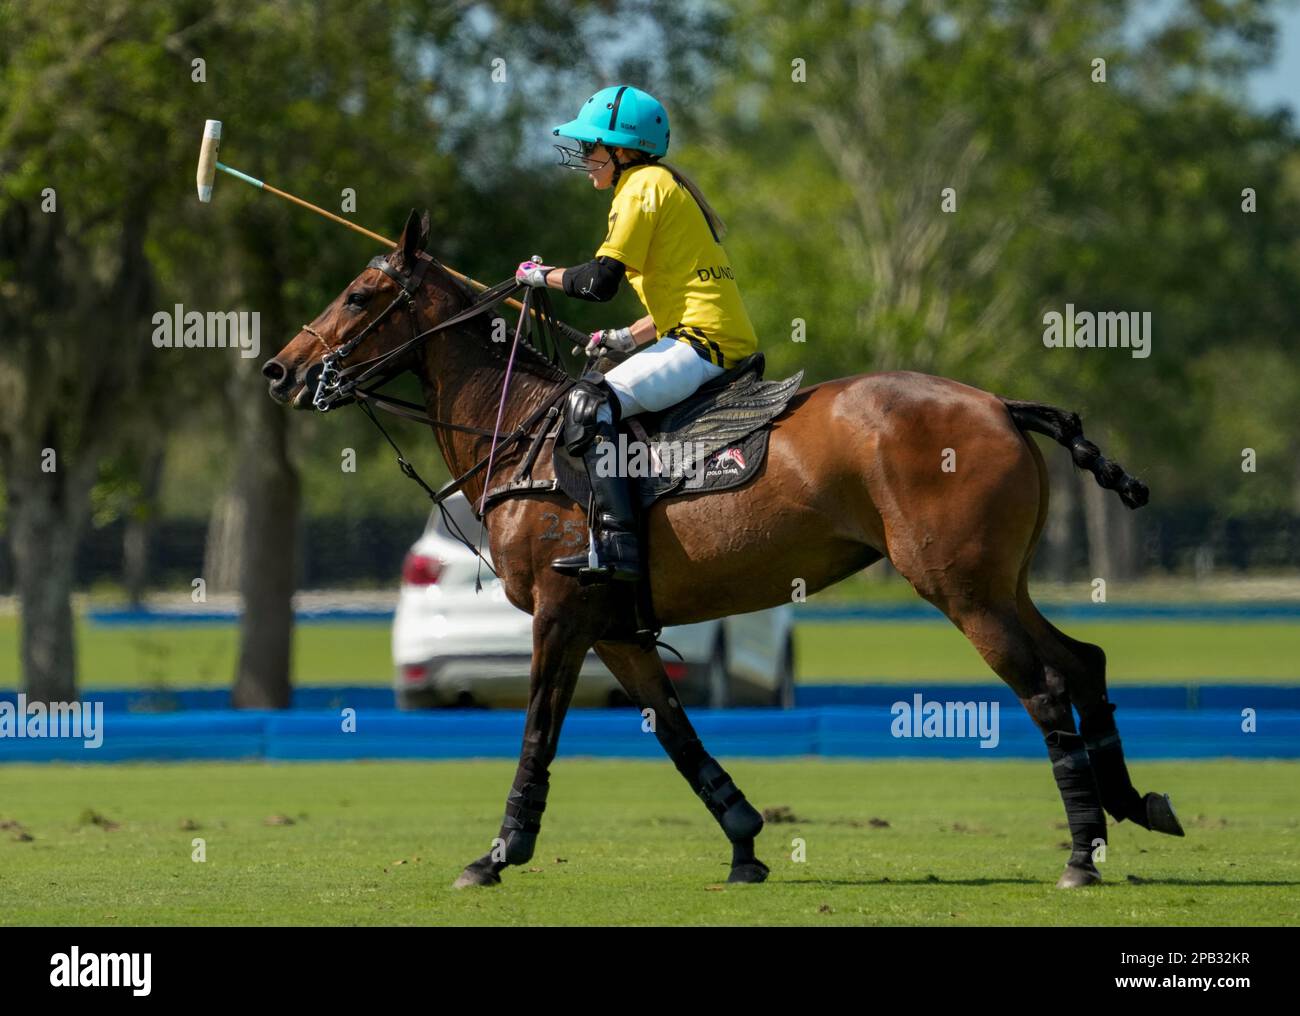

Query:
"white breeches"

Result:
[[602, 336, 726, 419]]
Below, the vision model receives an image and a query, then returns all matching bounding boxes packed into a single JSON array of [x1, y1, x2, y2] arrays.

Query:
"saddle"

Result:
[[552, 352, 804, 509]]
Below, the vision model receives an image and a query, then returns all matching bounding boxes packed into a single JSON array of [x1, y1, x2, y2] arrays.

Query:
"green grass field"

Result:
[[1, 759, 1296, 925], [796, 621, 1300, 682], [1, 616, 1297, 688]]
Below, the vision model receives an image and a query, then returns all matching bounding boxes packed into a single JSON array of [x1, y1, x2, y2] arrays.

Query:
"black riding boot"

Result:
[[552, 418, 643, 583]]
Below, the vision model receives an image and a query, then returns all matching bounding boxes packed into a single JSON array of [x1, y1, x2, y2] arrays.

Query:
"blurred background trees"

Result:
[[2, 0, 1297, 699]]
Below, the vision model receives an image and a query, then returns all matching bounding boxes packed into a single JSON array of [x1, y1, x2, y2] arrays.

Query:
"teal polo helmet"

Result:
[[552, 85, 670, 159]]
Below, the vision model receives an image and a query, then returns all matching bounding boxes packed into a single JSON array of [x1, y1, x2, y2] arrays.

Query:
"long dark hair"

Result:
[[658, 160, 727, 240]]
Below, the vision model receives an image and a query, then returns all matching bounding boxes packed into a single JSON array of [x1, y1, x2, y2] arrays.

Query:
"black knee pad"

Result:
[[501, 780, 549, 865], [562, 371, 619, 456]]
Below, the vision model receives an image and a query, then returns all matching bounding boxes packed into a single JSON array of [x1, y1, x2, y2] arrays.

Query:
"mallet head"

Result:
[[196, 119, 222, 203]]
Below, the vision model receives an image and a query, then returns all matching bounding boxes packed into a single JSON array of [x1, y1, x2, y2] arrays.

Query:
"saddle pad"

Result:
[[551, 363, 802, 510], [554, 425, 771, 509]]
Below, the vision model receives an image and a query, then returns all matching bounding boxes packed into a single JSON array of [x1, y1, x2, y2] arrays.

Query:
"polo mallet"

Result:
[[195, 119, 587, 345]]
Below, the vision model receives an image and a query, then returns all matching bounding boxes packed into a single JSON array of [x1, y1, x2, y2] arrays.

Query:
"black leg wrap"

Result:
[[731, 839, 758, 866], [500, 779, 549, 866], [670, 738, 763, 842], [1045, 731, 1107, 869], [1080, 703, 1147, 825], [668, 736, 710, 780]]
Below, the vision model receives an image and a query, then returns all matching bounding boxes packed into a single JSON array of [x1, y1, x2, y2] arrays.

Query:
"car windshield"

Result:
[[429, 494, 484, 545]]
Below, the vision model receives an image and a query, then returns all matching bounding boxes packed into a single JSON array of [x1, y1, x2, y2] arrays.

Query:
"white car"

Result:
[[392, 494, 796, 709]]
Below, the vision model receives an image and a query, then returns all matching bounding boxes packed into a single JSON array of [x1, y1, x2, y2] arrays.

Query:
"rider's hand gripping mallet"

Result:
[[195, 119, 589, 347]]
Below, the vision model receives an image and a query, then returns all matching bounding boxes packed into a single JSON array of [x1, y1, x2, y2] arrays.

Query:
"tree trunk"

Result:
[[1083, 476, 1139, 584], [5, 452, 94, 703], [0, 528, 11, 596], [230, 358, 300, 709], [123, 448, 165, 607], [202, 494, 245, 594], [1038, 443, 1079, 582], [1292, 443, 1300, 515]]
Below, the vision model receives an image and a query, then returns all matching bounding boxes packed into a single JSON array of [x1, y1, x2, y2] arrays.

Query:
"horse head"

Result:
[[262, 208, 460, 409]]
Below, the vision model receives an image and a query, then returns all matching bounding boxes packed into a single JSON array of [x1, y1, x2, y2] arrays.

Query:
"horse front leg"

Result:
[[595, 641, 769, 883], [453, 607, 590, 888]]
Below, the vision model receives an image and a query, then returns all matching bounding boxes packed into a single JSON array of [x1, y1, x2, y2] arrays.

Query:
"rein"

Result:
[[310, 252, 520, 418]]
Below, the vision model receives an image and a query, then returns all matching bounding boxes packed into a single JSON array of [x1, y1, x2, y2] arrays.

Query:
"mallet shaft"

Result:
[[265, 182, 396, 247], [208, 155, 575, 330], [215, 164, 395, 247]]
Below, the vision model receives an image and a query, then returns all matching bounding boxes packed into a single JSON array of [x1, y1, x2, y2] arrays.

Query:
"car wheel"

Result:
[[396, 688, 439, 710], [707, 635, 730, 708], [773, 636, 796, 709], [606, 688, 635, 709]]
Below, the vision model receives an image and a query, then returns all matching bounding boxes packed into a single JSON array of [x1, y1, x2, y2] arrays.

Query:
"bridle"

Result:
[[310, 250, 512, 419], [303, 253, 428, 411], [299, 248, 577, 571]]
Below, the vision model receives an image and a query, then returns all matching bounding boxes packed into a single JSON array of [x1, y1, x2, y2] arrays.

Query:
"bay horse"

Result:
[[263, 211, 1183, 890]]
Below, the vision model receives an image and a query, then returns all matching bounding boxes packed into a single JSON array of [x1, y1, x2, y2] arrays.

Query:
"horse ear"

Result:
[[399, 208, 421, 263], [419, 210, 430, 249]]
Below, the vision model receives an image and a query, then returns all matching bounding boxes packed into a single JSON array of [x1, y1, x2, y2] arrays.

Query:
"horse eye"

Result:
[[346, 290, 371, 308]]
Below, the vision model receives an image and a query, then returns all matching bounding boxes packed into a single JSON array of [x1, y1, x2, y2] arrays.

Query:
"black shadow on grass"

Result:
[[778, 877, 1041, 886], [1119, 879, 1300, 888], [778, 877, 1300, 888]]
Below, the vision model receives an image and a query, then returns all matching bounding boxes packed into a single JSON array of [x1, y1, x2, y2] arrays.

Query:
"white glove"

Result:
[[585, 327, 636, 356], [515, 259, 554, 287]]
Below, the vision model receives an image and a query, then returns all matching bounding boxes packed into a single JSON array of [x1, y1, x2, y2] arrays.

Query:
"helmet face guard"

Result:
[[554, 139, 610, 172]]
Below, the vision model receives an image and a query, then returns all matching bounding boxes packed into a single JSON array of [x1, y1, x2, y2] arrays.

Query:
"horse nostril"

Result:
[[262, 358, 286, 382]]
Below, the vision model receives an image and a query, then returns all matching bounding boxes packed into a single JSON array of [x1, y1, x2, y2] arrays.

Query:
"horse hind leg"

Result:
[[1019, 592, 1185, 838], [1012, 407, 1181, 837], [921, 596, 1108, 888]]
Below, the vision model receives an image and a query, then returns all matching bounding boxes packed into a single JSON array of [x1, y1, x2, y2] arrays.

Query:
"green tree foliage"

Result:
[[678, 0, 1299, 514]]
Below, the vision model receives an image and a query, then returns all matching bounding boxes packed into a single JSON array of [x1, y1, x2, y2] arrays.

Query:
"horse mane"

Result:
[[421, 253, 571, 384]]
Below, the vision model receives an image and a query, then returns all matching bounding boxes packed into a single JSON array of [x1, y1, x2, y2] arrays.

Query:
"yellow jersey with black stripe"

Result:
[[595, 163, 757, 367]]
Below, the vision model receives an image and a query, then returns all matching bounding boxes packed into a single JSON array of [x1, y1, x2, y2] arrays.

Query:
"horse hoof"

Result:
[[727, 860, 770, 884], [453, 863, 502, 889], [1056, 862, 1102, 889], [1144, 792, 1185, 837]]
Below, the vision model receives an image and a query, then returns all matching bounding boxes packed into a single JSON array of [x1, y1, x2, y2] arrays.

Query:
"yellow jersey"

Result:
[[595, 164, 757, 368]]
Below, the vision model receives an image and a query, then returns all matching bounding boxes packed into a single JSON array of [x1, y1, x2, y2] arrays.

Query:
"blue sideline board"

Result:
[[86, 600, 1300, 626], [0, 685, 1295, 763], [2, 683, 1297, 714]]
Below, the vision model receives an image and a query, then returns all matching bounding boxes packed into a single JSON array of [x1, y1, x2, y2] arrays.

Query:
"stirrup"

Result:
[[551, 532, 641, 583], [580, 562, 641, 585], [551, 553, 641, 584]]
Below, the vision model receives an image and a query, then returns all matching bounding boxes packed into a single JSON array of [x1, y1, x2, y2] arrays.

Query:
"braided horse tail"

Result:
[[1002, 399, 1149, 510]]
